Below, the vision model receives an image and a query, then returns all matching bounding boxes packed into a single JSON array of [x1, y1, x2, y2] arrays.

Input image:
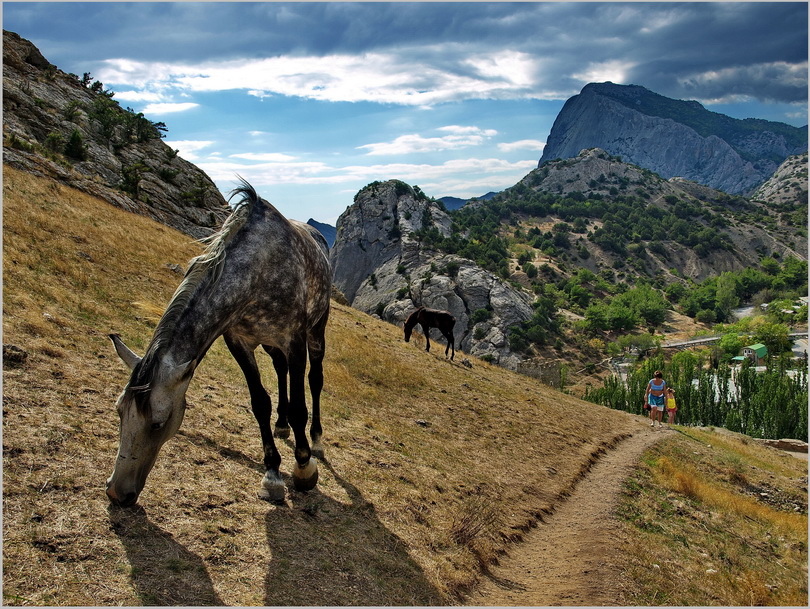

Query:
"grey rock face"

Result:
[[331, 180, 535, 369], [540, 83, 807, 195], [3, 30, 230, 239]]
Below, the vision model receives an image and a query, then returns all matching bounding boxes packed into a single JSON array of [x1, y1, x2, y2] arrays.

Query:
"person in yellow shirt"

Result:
[[665, 387, 677, 425]]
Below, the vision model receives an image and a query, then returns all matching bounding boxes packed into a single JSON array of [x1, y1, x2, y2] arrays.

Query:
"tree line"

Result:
[[584, 352, 808, 441]]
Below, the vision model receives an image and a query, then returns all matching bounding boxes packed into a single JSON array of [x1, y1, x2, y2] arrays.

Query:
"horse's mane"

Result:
[[125, 177, 259, 415]]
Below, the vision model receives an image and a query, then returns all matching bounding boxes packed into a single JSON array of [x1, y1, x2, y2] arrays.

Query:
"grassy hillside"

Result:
[[3, 166, 806, 606], [2, 166, 641, 605], [616, 428, 807, 605]]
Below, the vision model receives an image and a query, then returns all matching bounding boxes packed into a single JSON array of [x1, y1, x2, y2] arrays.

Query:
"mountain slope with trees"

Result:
[[2, 30, 229, 238]]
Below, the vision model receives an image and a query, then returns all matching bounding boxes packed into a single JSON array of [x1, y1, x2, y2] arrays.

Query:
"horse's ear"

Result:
[[109, 333, 142, 370]]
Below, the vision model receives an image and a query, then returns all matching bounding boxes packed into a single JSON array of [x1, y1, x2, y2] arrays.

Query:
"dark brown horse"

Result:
[[404, 307, 456, 360]]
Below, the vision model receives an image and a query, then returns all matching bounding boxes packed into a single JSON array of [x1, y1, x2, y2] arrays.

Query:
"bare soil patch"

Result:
[[466, 419, 666, 606]]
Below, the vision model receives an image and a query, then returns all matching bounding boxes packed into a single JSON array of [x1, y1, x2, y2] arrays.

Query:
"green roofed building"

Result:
[[742, 343, 768, 365]]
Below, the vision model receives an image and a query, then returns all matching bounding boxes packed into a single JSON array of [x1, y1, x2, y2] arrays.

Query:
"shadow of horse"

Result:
[[263, 459, 442, 605], [108, 505, 223, 606]]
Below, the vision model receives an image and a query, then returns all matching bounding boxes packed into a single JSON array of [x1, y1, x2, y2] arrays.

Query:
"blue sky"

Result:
[[3, 2, 808, 224]]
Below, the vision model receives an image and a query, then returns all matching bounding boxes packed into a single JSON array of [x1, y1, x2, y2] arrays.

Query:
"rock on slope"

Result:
[[331, 180, 534, 368], [2, 30, 229, 238], [751, 152, 809, 207], [540, 82, 807, 195]]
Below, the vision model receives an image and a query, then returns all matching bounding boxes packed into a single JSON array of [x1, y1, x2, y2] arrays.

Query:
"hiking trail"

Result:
[[466, 417, 665, 606]]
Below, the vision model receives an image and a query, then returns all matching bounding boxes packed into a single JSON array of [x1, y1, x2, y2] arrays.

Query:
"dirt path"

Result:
[[467, 418, 665, 606]]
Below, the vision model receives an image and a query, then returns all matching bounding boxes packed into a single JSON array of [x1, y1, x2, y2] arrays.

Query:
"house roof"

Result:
[[745, 343, 768, 357]]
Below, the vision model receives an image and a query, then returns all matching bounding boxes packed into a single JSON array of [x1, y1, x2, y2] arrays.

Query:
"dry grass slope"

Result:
[[616, 427, 807, 606], [2, 166, 640, 605]]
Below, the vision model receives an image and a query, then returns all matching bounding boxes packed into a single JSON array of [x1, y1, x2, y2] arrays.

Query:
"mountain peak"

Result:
[[540, 82, 807, 195]]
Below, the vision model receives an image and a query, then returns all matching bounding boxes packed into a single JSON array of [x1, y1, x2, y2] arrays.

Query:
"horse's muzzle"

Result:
[[106, 478, 140, 507]]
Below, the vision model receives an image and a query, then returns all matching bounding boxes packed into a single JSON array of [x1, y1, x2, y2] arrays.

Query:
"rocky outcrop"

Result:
[[331, 180, 534, 368], [2, 30, 229, 238], [751, 152, 808, 207], [540, 83, 807, 196], [517, 148, 807, 278]]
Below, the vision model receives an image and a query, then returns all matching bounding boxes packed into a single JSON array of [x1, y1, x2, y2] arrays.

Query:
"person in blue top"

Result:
[[644, 370, 667, 428]]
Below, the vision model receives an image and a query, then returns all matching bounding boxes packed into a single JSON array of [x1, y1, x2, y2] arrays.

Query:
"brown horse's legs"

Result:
[[424, 326, 431, 352], [263, 346, 290, 439], [224, 334, 284, 501]]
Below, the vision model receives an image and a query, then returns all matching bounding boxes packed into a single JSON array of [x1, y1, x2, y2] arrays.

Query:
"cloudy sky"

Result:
[[4, 2, 808, 224]]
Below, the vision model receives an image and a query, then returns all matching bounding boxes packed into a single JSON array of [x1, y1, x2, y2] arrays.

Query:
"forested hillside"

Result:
[[407, 149, 807, 375]]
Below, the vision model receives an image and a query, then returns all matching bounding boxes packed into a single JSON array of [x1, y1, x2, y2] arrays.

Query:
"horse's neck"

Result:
[[162, 279, 242, 366]]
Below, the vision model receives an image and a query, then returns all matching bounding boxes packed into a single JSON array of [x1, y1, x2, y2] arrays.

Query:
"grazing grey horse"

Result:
[[106, 180, 331, 506]]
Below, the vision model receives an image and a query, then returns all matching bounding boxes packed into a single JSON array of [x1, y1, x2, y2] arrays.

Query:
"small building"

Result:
[[742, 343, 768, 365]]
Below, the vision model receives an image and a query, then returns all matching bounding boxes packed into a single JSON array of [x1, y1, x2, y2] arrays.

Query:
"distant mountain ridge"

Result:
[[438, 191, 498, 211], [306, 218, 336, 247], [540, 82, 808, 195]]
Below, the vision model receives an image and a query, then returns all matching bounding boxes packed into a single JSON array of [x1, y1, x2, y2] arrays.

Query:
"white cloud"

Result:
[[163, 140, 215, 161], [197, 156, 535, 188], [358, 126, 497, 156], [229, 152, 299, 162], [141, 102, 199, 115], [573, 60, 635, 86], [113, 90, 167, 103], [498, 139, 546, 153], [248, 90, 272, 100], [95, 46, 562, 107]]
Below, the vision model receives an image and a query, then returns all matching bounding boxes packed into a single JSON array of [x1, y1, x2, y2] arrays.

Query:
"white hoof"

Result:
[[293, 458, 319, 491], [260, 471, 286, 502]]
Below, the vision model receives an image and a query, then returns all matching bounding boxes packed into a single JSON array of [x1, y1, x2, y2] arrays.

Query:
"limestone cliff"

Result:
[[751, 152, 809, 208], [2, 30, 229, 238], [539, 83, 807, 196], [331, 180, 534, 369]]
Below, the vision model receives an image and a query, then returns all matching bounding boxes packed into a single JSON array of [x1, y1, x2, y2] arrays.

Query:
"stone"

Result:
[[331, 179, 536, 370]]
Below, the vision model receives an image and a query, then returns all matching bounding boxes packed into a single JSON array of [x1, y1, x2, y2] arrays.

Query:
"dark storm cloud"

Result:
[[3, 2, 806, 104]]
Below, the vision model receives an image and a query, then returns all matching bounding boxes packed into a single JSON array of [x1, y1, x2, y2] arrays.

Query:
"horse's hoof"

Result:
[[274, 425, 290, 439], [311, 443, 325, 460], [260, 471, 286, 503], [292, 459, 319, 491]]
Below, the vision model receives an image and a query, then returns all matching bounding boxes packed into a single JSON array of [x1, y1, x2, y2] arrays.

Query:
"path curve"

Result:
[[466, 419, 665, 606]]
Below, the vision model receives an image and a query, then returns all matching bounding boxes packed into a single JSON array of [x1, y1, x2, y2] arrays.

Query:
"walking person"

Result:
[[644, 370, 667, 428], [665, 387, 677, 425]]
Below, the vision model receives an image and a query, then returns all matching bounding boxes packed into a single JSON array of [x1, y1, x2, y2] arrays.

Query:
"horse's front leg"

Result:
[[443, 330, 455, 360], [263, 346, 290, 439], [225, 334, 285, 502], [424, 326, 431, 352], [287, 338, 318, 491]]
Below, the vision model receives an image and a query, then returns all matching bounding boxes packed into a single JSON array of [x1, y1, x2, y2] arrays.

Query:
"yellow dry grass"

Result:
[[615, 427, 808, 606], [2, 166, 640, 606], [655, 456, 807, 538]]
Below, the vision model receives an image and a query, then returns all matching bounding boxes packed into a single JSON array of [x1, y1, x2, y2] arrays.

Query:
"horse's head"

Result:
[[106, 334, 194, 507], [403, 307, 423, 343]]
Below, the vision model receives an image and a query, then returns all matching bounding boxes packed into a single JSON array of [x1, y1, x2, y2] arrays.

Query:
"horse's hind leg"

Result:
[[263, 346, 290, 439], [307, 320, 327, 460], [287, 336, 318, 492], [224, 333, 285, 502]]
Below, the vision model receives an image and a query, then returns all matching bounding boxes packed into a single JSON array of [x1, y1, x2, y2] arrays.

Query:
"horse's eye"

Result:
[[151, 422, 163, 431]]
